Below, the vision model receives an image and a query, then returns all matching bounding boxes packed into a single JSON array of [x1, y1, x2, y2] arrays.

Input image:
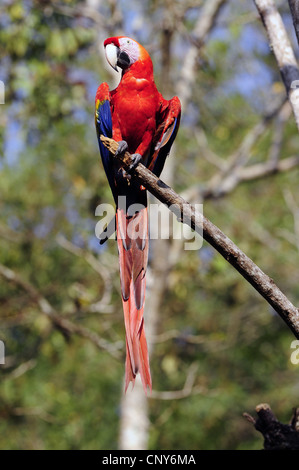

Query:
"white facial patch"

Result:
[[118, 38, 140, 65]]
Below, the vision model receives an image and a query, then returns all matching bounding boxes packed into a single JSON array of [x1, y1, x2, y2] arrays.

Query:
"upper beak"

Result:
[[105, 43, 119, 72]]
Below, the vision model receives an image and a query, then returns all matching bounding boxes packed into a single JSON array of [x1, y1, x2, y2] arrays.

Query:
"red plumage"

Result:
[[95, 36, 181, 393]]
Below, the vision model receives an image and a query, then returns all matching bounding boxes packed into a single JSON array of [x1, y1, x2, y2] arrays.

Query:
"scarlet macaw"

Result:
[[95, 36, 181, 393]]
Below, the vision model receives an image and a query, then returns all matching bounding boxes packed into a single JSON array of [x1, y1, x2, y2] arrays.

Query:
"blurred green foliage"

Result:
[[0, 0, 299, 450]]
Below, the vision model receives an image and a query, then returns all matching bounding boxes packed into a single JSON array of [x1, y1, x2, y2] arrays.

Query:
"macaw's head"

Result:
[[104, 36, 152, 74]]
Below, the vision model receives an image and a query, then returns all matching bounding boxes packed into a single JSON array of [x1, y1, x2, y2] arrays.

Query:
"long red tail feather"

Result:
[[116, 206, 152, 393]]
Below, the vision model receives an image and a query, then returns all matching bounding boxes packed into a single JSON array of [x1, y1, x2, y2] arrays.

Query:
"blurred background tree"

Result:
[[0, 0, 299, 450]]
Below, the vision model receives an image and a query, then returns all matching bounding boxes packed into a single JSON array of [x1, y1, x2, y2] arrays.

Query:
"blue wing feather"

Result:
[[95, 98, 118, 201]]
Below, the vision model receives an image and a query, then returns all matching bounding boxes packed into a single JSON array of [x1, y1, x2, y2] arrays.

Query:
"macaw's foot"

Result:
[[115, 140, 129, 159], [128, 153, 142, 172]]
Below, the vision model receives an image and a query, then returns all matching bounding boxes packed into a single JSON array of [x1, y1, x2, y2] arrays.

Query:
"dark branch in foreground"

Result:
[[100, 135, 299, 340], [244, 403, 299, 450]]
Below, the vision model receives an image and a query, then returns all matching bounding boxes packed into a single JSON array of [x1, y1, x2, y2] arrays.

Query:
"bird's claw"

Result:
[[115, 140, 129, 158], [115, 141, 141, 176], [128, 153, 142, 172]]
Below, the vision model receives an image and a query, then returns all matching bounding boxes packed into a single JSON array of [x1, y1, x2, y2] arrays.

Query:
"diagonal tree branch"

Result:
[[100, 135, 299, 340]]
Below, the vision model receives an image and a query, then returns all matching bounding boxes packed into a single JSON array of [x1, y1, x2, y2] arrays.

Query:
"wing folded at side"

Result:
[[148, 95, 181, 177]]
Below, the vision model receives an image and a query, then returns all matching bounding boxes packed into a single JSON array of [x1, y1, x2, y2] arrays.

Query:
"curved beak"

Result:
[[105, 43, 119, 72], [105, 43, 131, 72]]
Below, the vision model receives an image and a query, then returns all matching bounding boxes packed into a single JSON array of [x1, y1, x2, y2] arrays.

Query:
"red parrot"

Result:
[[95, 36, 181, 393]]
